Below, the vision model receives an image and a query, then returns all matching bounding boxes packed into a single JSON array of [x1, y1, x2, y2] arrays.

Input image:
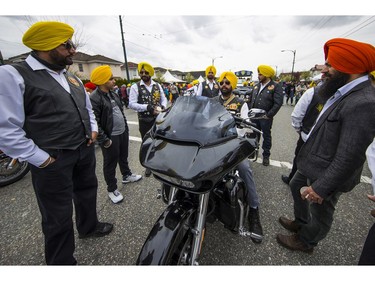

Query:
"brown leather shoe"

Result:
[[278, 216, 300, 233], [276, 233, 313, 254]]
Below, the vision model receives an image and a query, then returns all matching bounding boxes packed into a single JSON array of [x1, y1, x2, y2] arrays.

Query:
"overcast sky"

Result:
[[1, 1, 374, 77]]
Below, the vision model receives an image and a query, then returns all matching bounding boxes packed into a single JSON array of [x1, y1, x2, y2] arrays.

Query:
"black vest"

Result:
[[136, 82, 162, 120], [201, 80, 220, 98], [216, 94, 245, 116], [12, 62, 91, 150], [301, 87, 325, 135]]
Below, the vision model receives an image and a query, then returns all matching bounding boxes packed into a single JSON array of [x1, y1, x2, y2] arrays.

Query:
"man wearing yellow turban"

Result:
[[196, 65, 220, 97], [213, 71, 264, 244], [129, 62, 168, 177], [277, 38, 375, 256], [0, 21, 113, 265], [89, 65, 142, 204], [249, 64, 283, 166]]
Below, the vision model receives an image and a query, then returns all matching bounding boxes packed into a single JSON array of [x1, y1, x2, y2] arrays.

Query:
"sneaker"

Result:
[[281, 175, 290, 185], [248, 207, 264, 244], [108, 189, 123, 204], [122, 174, 142, 183]]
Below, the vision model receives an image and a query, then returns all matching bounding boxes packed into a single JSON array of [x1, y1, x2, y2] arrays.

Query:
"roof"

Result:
[[73, 52, 122, 65]]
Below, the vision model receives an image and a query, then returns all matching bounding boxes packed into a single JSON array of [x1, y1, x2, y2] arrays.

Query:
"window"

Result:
[[78, 63, 83, 72]]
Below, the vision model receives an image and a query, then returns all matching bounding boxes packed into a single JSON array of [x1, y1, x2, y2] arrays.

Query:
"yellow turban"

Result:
[[257, 65, 275, 78], [138, 62, 154, 77], [205, 65, 217, 76], [90, 65, 112, 85], [371, 71, 375, 79], [218, 71, 238, 89], [22, 21, 74, 51]]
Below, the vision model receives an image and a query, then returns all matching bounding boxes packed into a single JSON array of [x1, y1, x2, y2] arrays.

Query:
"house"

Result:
[[5, 51, 125, 81], [4, 51, 206, 82]]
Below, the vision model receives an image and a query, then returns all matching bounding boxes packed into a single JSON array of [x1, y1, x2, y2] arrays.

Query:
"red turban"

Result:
[[324, 38, 375, 74], [84, 82, 97, 90]]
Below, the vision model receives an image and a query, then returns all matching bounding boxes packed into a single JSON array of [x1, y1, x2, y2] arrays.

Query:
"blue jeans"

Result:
[[237, 159, 259, 208], [290, 170, 342, 247]]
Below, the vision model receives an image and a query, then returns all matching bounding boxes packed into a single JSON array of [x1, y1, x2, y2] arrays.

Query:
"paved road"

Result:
[[1, 99, 374, 267]]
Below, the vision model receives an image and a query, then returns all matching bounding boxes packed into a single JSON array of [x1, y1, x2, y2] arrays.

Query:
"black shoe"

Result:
[[262, 157, 270, 166], [145, 168, 152, 177], [79, 222, 113, 239], [281, 175, 290, 185], [248, 207, 263, 244]]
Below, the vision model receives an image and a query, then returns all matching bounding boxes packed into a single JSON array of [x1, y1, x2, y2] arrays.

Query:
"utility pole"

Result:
[[119, 15, 130, 81]]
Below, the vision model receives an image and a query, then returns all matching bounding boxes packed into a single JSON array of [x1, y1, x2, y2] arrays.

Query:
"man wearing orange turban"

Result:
[[196, 65, 220, 97], [0, 21, 113, 265], [249, 64, 283, 166], [89, 65, 142, 205], [214, 71, 264, 244], [277, 38, 375, 255], [129, 62, 168, 177]]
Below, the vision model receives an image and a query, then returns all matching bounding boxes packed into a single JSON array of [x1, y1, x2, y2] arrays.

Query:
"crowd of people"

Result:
[[0, 20, 375, 265]]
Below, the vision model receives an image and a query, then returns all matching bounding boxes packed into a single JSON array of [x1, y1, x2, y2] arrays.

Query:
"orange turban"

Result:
[[22, 21, 74, 51], [324, 38, 375, 74], [90, 65, 112, 85], [218, 71, 238, 89], [205, 65, 217, 76]]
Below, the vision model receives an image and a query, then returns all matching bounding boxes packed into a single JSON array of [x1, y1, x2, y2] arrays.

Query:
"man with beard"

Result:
[[89, 66, 142, 204], [213, 71, 264, 244], [0, 21, 113, 264], [196, 65, 220, 98], [277, 38, 375, 254], [249, 65, 283, 166], [129, 62, 167, 177], [281, 78, 327, 185]]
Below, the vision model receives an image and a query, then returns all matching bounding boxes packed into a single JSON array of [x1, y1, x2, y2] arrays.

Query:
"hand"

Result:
[[39, 156, 56, 168], [300, 186, 324, 204], [367, 194, 375, 218], [103, 139, 112, 148], [87, 131, 98, 146]]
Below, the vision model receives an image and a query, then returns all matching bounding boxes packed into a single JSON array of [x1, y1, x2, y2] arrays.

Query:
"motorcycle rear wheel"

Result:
[[0, 159, 30, 187]]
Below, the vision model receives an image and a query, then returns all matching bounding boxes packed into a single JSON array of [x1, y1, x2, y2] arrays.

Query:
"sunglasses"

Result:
[[61, 40, 76, 50], [219, 80, 231, 86], [139, 71, 149, 75]]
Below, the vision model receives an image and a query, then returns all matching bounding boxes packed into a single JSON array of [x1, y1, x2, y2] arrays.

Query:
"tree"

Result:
[[185, 73, 195, 83], [154, 70, 165, 84]]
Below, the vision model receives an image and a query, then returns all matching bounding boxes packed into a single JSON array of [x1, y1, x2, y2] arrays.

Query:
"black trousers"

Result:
[[288, 135, 305, 180], [30, 143, 99, 265], [139, 118, 156, 140], [100, 130, 131, 192], [253, 118, 273, 158], [359, 222, 375, 265]]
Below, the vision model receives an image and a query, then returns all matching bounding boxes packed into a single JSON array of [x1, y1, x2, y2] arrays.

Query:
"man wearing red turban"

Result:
[[277, 38, 375, 255]]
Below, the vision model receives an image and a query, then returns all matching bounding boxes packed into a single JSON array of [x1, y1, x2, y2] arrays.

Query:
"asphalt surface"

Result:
[[1, 97, 374, 268]]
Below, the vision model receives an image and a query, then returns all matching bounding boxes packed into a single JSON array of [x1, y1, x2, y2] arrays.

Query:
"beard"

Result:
[[220, 86, 232, 97], [141, 75, 151, 83], [317, 71, 350, 101]]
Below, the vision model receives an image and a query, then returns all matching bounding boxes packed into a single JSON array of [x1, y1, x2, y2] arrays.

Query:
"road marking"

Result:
[[129, 134, 372, 184]]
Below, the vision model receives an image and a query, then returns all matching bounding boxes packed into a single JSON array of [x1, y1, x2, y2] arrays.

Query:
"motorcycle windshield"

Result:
[[153, 96, 237, 146]]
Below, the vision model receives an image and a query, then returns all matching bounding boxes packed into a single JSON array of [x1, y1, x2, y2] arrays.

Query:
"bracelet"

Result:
[[39, 156, 52, 169]]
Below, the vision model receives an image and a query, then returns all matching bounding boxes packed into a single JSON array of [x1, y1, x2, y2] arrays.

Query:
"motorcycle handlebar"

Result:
[[233, 116, 262, 135]]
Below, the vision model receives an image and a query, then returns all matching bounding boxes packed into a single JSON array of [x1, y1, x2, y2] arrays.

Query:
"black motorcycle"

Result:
[[136, 96, 262, 265], [0, 150, 30, 187]]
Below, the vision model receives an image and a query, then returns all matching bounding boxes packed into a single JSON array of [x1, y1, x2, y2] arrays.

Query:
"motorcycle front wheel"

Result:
[[0, 159, 30, 187], [165, 228, 194, 265]]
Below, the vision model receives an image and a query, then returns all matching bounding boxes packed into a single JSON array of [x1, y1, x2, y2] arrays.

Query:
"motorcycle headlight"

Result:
[[153, 172, 195, 189]]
